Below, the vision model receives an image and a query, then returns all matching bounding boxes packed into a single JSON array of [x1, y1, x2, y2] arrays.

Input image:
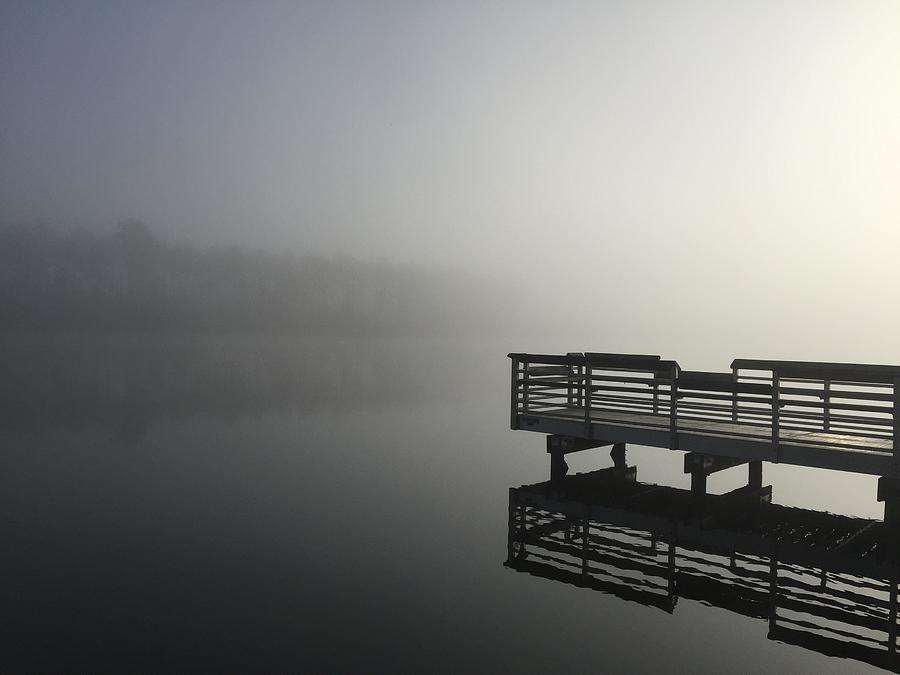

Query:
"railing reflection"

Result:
[[506, 467, 900, 672]]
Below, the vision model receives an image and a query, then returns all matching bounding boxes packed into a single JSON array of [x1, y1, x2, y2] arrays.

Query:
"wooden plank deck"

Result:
[[536, 404, 893, 452], [515, 405, 895, 476]]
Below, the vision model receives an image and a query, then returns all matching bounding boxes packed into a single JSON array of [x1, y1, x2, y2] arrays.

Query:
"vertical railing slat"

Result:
[[823, 379, 831, 432], [653, 380, 659, 415], [772, 370, 780, 455], [652, 367, 660, 415], [584, 362, 592, 438], [578, 363, 584, 407], [669, 366, 678, 449], [522, 359, 529, 416], [893, 377, 900, 472], [732, 366, 738, 423], [510, 357, 520, 429]]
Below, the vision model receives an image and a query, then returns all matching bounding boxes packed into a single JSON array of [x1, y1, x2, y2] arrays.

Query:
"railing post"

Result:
[[510, 357, 520, 429], [669, 365, 678, 450], [771, 370, 780, 457], [578, 363, 584, 407], [653, 373, 659, 415], [522, 358, 530, 417], [566, 352, 581, 408], [731, 366, 738, 423], [823, 379, 831, 432], [893, 378, 900, 474], [584, 361, 592, 438]]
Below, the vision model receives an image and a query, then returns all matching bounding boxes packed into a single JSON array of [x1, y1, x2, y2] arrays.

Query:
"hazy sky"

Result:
[[3, 1, 900, 355]]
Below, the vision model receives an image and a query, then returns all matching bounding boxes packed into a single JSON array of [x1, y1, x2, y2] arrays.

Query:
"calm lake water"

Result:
[[0, 334, 890, 673]]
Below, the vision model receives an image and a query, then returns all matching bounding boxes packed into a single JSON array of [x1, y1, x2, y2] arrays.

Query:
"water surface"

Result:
[[0, 334, 888, 672]]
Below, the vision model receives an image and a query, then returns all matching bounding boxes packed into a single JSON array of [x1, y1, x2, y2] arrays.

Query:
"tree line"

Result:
[[0, 220, 510, 334]]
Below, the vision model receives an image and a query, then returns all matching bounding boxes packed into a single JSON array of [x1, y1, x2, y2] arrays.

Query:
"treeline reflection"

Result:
[[0, 333, 465, 440]]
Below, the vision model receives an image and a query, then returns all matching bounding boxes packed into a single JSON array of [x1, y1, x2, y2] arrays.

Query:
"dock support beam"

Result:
[[547, 435, 614, 454], [749, 461, 763, 489], [691, 471, 707, 498], [610, 443, 626, 469], [547, 435, 616, 483], [550, 451, 568, 484], [878, 477, 900, 530], [685, 453, 755, 500], [684, 453, 748, 476]]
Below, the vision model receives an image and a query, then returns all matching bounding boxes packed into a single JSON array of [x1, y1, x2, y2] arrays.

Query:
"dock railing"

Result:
[[731, 359, 898, 455], [509, 352, 678, 437], [509, 352, 900, 461]]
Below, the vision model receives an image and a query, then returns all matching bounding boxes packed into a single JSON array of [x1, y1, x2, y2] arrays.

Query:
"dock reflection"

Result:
[[506, 467, 900, 672]]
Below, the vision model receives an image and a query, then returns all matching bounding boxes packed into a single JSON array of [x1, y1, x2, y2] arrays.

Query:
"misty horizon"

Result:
[[4, 2, 900, 367], [0, 218, 521, 335]]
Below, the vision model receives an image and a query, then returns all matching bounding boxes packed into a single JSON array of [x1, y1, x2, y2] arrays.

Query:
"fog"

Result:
[[3, 1, 900, 364], [0, 220, 515, 335], [5, 3, 900, 672]]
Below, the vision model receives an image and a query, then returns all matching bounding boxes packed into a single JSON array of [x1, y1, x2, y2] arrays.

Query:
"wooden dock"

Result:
[[508, 352, 900, 514], [508, 468, 900, 672]]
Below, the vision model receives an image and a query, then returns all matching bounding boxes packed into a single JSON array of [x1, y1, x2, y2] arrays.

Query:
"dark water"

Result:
[[0, 334, 889, 673]]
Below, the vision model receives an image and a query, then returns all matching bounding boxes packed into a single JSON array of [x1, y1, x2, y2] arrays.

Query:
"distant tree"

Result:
[[0, 220, 511, 335]]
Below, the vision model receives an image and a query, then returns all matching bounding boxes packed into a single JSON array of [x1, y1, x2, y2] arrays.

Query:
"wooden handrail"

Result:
[[678, 370, 772, 395], [584, 353, 661, 369], [732, 358, 900, 384]]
